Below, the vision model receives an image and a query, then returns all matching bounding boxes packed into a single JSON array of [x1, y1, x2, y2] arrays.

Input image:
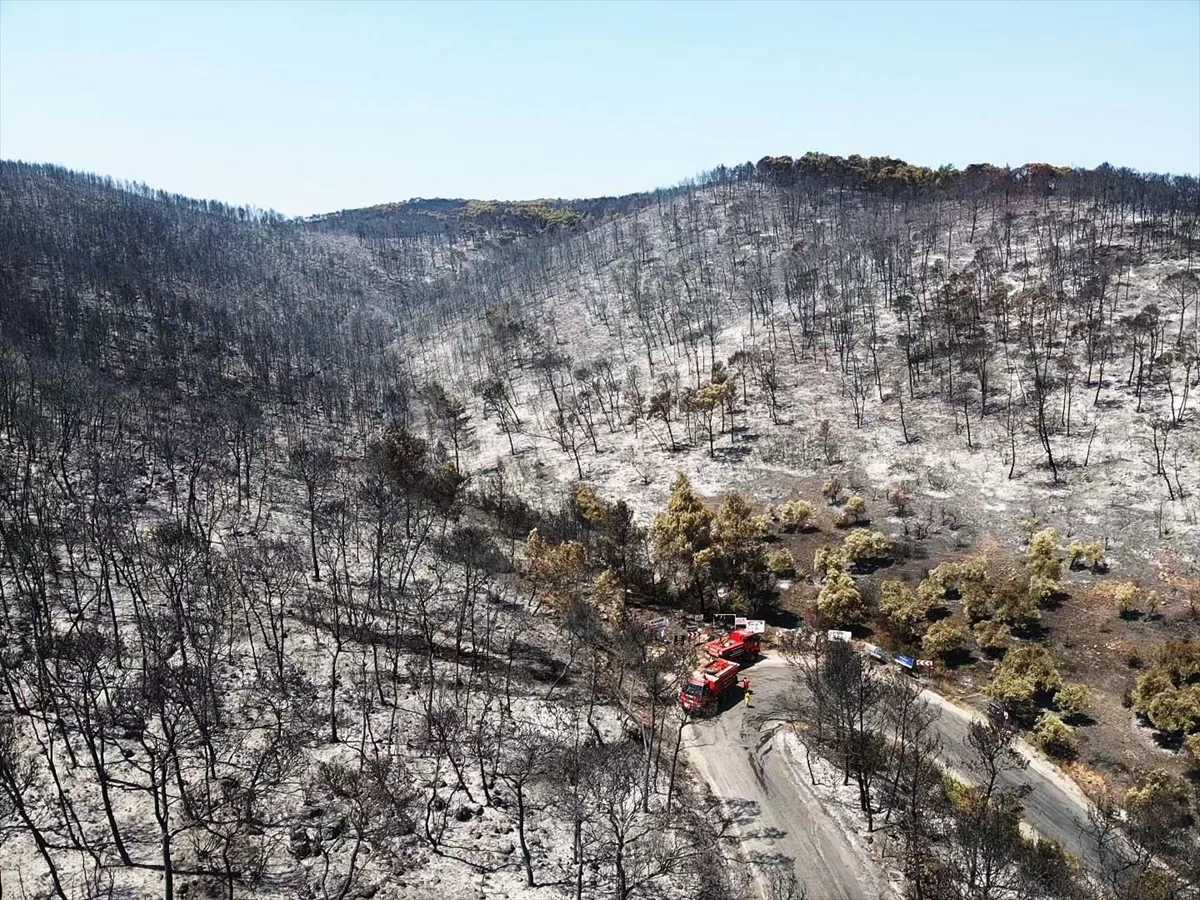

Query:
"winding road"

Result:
[[681, 653, 1101, 900]]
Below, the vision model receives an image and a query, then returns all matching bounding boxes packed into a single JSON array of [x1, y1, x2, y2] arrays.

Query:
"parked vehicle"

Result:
[[704, 627, 761, 662], [679, 658, 742, 713]]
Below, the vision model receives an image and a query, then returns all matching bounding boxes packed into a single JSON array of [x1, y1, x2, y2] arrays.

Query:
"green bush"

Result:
[[973, 620, 1012, 652], [1054, 682, 1093, 718], [777, 499, 814, 532], [922, 621, 968, 658], [768, 549, 797, 576], [837, 495, 868, 527], [1034, 712, 1077, 759], [986, 644, 1062, 707], [841, 528, 891, 564]]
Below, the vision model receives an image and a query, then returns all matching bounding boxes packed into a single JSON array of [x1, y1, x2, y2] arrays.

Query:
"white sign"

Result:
[[828, 630, 853, 643], [735, 616, 748, 628], [646, 617, 669, 630], [745, 619, 766, 634]]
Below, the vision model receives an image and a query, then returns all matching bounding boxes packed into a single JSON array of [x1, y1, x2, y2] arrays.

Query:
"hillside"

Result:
[[1, 155, 1199, 900]]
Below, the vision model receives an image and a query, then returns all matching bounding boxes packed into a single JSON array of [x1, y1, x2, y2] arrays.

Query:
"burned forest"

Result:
[[1, 155, 1198, 900]]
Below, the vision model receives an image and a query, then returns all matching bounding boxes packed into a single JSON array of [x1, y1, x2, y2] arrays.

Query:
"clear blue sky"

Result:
[[1, 0, 1197, 216]]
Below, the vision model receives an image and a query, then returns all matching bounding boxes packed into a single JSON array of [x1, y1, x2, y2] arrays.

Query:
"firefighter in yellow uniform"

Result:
[[741, 677, 752, 707]]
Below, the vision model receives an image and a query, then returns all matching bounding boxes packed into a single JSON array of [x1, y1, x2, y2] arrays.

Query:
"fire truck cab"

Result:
[[679, 658, 742, 713]]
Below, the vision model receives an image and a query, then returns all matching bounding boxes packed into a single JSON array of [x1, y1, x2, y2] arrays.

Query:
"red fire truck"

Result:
[[679, 658, 742, 713], [704, 627, 762, 662]]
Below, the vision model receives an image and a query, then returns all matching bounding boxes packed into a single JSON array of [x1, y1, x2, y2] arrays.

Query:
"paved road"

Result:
[[682, 652, 1103, 899], [919, 688, 1102, 872], [683, 655, 890, 900]]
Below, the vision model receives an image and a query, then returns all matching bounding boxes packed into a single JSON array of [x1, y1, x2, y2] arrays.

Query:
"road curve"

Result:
[[682, 652, 1104, 899], [919, 689, 1102, 872]]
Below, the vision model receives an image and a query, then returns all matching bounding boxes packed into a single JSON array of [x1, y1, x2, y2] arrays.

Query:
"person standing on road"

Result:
[[741, 677, 752, 707]]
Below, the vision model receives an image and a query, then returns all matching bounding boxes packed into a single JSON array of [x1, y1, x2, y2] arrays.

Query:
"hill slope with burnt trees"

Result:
[[1, 155, 1199, 900]]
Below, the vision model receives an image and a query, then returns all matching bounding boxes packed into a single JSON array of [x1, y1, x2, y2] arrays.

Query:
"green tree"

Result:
[[922, 621, 968, 658], [817, 568, 864, 625], [768, 549, 797, 576], [650, 473, 713, 608], [1022, 528, 1060, 585], [841, 529, 891, 566], [696, 492, 772, 612], [838, 495, 868, 526], [1033, 713, 1076, 759], [972, 620, 1012, 653], [1131, 640, 1200, 735], [880, 580, 930, 641], [1054, 682, 1092, 719], [1066, 541, 1106, 571], [813, 545, 849, 580], [777, 499, 814, 532], [986, 644, 1062, 710]]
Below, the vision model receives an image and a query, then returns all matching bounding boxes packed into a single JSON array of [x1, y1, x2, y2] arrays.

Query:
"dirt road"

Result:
[[683, 652, 1103, 899]]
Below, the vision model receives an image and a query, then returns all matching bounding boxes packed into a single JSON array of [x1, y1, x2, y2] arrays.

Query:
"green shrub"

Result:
[[1054, 682, 1093, 718], [1066, 541, 1106, 571], [817, 568, 864, 625], [986, 644, 1062, 707], [841, 528, 891, 564], [922, 621, 968, 658], [838, 495, 868, 527], [1034, 712, 1077, 759], [768, 549, 797, 576], [813, 546, 849, 580], [973, 620, 1012, 652], [777, 499, 814, 532]]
